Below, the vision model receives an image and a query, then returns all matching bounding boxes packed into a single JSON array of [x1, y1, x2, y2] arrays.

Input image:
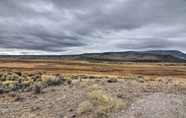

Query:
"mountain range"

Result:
[[144, 50, 186, 60], [0, 50, 186, 63]]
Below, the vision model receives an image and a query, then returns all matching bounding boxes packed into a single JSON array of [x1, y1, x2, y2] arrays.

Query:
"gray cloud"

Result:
[[0, 0, 186, 55], [117, 38, 180, 49]]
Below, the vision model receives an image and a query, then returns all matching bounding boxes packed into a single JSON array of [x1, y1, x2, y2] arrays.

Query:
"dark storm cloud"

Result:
[[0, 0, 186, 54], [0, 32, 84, 52]]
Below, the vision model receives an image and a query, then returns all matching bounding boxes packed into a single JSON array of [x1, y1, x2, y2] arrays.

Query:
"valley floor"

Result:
[[0, 59, 186, 78], [0, 60, 186, 118]]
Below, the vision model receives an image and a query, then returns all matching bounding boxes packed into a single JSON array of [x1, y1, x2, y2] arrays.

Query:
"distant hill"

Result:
[[77, 51, 186, 63], [144, 50, 186, 60], [0, 50, 186, 63]]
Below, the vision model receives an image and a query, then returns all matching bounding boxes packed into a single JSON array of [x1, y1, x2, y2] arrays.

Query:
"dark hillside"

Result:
[[0, 50, 186, 63]]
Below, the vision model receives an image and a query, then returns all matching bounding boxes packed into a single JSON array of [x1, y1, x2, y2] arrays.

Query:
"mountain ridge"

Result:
[[0, 50, 186, 63], [144, 50, 186, 59]]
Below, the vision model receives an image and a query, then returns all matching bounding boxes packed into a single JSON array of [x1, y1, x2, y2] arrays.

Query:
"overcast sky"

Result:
[[0, 0, 186, 55]]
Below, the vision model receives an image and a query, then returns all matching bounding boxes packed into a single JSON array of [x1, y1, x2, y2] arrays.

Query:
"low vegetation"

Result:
[[0, 68, 186, 118], [0, 69, 69, 94], [91, 84, 98, 90], [77, 100, 93, 115], [41, 74, 65, 86], [78, 89, 127, 117]]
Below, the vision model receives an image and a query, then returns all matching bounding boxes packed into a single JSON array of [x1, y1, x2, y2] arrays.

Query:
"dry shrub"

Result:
[[22, 81, 32, 87], [107, 78, 117, 83], [0, 87, 5, 94], [80, 82, 87, 88], [14, 71, 22, 76], [153, 78, 161, 82], [113, 97, 127, 112], [2, 81, 15, 86], [77, 100, 93, 115], [91, 84, 98, 90], [124, 76, 133, 80], [149, 77, 161, 82], [33, 84, 42, 94], [41, 75, 64, 86], [8, 92, 16, 97], [138, 78, 145, 83], [86, 90, 127, 117], [87, 90, 104, 101], [143, 77, 150, 82], [65, 76, 72, 85], [6, 73, 19, 81], [0, 73, 8, 81], [14, 93, 23, 101], [138, 76, 144, 78]]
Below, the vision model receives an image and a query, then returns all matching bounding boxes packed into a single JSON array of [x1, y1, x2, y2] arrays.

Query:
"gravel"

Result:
[[115, 93, 186, 118]]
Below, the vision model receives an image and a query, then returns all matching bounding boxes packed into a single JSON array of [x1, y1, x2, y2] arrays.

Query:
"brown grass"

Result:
[[0, 59, 186, 78], [80, 89, 127, 117]]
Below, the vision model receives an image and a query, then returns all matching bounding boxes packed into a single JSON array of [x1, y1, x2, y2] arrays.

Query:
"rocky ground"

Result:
[[115, 93, 186, 118]]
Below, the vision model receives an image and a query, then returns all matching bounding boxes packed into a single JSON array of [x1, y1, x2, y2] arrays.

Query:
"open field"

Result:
[[0, 59, 186, 78], [0, 59, 186, 118]]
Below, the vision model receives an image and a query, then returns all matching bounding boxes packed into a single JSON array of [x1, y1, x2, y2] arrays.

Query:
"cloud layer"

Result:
[[0, 0, 186, 55]]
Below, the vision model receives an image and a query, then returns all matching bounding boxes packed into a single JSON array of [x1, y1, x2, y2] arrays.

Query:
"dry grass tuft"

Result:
[[87, 90, 104, 101], [64, 76, 72, 85], [79, 89, 127, 117], [77, 100, 93, 115], [41, 75, 64, 86], [2, 81, 16, 86], [91, 84, 98, 90]]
